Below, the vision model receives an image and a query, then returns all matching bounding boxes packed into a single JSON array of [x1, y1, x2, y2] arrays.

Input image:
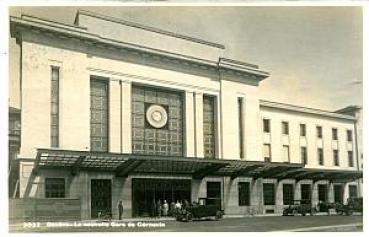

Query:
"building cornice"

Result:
[[10, 15, 270, 83], [260, 100, 356, 121], [75, 9, 225, 50]]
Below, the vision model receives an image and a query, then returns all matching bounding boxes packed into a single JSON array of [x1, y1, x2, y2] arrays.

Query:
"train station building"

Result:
[[9, 10, 362, 220]]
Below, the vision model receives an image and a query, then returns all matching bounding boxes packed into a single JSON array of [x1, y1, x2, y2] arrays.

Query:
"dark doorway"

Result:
[[91, 179, 112, 218], [283, 184, 294, 205], [334, 184, 344, 203], [318, 184, 328, 202], [349, 185, 358, 198], [206, 181, 221, 208], [301, 184, 311, 201], [132, 178, 191, 217]]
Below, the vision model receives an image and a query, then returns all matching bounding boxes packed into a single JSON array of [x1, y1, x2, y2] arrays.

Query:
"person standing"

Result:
[[118, 200, 124, 220], [162, 200, 169, 216]]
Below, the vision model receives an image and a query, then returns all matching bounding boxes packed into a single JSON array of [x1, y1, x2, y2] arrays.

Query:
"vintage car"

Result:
[[175, 198, 224, 221], [335, 197, 363, 215], [282, 199, 313, 216]]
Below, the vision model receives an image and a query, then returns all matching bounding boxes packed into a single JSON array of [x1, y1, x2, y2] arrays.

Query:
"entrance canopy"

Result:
[[34, 149, 362, 182]]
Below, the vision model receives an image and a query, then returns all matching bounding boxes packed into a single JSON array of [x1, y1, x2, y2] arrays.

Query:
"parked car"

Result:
[[282, 199, 313, 216], [335, 197, 363, 215], [176, 198, 224, 221]]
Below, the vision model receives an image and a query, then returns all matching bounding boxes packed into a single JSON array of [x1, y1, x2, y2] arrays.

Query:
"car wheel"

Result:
[[215, 211, 223, 220]]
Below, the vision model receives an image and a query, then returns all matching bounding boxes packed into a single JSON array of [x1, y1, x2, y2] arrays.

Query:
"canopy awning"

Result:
[[33, 149, 361, 181]]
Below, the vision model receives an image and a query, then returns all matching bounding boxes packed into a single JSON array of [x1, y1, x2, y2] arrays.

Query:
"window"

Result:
[[45, 178, 65, 198], [90, 79, 109, 152], [300, 124, 306, 137], [318, 184, 328, 202], [347, 130, 353, 142], [332, 128, 338, 140], [51, 67, 59, 147], [301, 147, 307, 164], [316, 126, 322, 138], [263, 183, 275, 205], [333, 149, 339, 166], [263, 144, 271, 162], [282, 121, 289, 135], [238, 97, 244, 159], [263, 118, 270, 133], [301, 184, 311, 200], [238, 182, 250, 206], [318, 148, 324, 165], [283, 184, 294, 205], [203, 96, 215, 158], [282, 145, 290, 162], [348, 151, 354, 167], [132, 86, 183, 156], [348, 185, 358, 198]]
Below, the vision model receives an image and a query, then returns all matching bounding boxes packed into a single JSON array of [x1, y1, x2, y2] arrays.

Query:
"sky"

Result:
[[9, 6, 363, 111]]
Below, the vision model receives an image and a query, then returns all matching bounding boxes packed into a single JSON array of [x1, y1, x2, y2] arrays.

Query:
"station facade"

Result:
[[9, 10, 362, 219]]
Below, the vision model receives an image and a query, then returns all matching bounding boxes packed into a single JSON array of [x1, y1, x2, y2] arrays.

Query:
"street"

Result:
[[10, 215, 362, 232]]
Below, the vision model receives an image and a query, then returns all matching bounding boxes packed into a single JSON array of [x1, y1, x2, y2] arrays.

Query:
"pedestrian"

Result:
[[156, 200, 162, 218], [175, 200, 182, 211], [118, 200, 124, 220], [162, 200, 169, 216]]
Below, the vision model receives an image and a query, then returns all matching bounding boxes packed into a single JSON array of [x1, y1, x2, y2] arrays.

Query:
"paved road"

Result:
[[10, 215, 362, 232]]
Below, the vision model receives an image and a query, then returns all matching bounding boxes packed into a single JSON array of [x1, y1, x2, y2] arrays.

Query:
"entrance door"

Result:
[[206, 181, 221, 208], [91, 179, 112, 218], [334, 185, 343, 204], [132, 178, 191, 217], [301, 184, 311, 201]]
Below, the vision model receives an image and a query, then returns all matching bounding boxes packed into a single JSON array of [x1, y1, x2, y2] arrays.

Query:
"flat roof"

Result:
[[260, 100, 356, 121]]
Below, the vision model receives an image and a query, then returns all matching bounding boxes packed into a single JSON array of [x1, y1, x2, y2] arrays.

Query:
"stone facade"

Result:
[[10, 11, 362, 219]]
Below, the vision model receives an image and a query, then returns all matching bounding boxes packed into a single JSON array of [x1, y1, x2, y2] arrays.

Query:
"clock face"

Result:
[[146, 104, 168, 129]]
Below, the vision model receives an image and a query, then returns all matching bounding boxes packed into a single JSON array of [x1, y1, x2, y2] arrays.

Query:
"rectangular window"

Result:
[[238, 182, 250, 206], [348, 151, 354, 167], [263, 118, 270, 133], [45, 178, 65, 198], [300, 124, 306, 137], [301, 147, 307, 165], [318, 184, 328, 202], [283, 184, 294, 205], [301, 184, 311, 200], [318, 148, 324, 165], [282, 145, 290, 162], [333, 149, 339, 166], [347, 130, 353, 142], [317, 126, 322, 138], [332, 128, 338, 140], [263, 144, 271, 162], [90, 79, 109, 152], [282, 121, 289, 135], [51, 67, 59, 147], [263, 183, 275, 205], [203, 96, 215, 158], [348, 185, 358, 198], [238, 97, 244, 159]]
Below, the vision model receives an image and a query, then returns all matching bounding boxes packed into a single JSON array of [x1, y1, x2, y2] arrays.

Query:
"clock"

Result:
[[146, 104, 168, 129]]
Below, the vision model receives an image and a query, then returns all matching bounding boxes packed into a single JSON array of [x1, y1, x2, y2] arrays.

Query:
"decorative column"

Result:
[[109, 79, 121, 153], [185, 91, 195, 157], [194, 92, 204, 158], [121, 80, 132, 153]]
